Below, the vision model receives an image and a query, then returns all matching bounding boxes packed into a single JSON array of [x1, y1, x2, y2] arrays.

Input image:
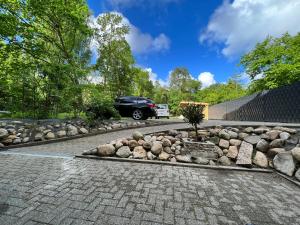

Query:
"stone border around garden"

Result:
[[0, 121, 184, 150], [75, 154, 274, 173]]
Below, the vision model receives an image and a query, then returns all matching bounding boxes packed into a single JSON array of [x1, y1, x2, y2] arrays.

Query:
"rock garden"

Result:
[[0, 119, 167, 148], [82, 125, 300, 181]]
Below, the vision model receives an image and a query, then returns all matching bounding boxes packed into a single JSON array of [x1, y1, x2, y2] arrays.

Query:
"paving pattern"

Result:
[[1, 121, 300, 225]]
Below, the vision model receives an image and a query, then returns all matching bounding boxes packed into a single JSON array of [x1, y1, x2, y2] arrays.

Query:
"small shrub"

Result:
[[181, 104, 205, 141]]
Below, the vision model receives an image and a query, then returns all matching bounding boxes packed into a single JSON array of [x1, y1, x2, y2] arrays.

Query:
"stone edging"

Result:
[[75, 154, 274, 173], [0, 121, 184, 151], [275, 172, 300, 188]]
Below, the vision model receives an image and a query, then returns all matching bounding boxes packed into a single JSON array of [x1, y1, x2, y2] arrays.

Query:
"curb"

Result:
[[275, 172, 300, 188], [0, 121, 184, 151], [75, 154, 274, 173]]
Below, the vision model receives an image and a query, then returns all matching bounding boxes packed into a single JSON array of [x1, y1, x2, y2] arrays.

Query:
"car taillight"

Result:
[[148, 103, 155, 108]]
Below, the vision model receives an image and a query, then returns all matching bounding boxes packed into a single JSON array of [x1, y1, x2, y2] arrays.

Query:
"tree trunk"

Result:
[[194, 124, 199, 141]]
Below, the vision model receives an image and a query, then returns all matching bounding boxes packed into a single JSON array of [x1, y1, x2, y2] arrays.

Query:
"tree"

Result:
[[133, 68, 154, 98], [181, 104, 205, 141], [240, 33, 300, 93], [169, 67, 191, 92]]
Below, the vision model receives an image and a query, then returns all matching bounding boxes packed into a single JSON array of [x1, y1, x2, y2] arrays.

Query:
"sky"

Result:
[[87, 0, 300, 88]]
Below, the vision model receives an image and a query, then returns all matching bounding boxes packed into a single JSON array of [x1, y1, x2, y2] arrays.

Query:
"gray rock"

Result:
[[273, 153, 295, 176], [273, 126, 297, 134], [269, 139, 285, 148], [291, 147, 300, 161], [34, 133, 43, 141], [82, 148, 97, 155], [170, 157, 177, 163], [179, 131, 189, 138], [143, 141, 152, 150], [253, 151, 268, 168], [268, 148, 286, 157], [162, 138, 172, 147], [144, 135, 152, 142], [244, 127, 254, 133], [115, 141, 123, 150], [147, 151, 156, 160], [229, 139, 241, 146], [66, 125, 78, 136], [223, 149, 228, 154], [128, 140, 138, 149], [22, 137, 30, 143], [219, 129, 230, 140], [279, 132, 290, 140], [116, 146, 132, 158], [266, 130, 280, 140], [97, 144, 115, 156], [244, 135, 261, 145], [13, 138, 21, 144], [79, 127, 89, 134], [151, 141, 163, 155], [132, 131, 143, 141], [133, 146, 147, 159], [43, 129, 52, 135], [215, 146, 223, 157], [111, 123, 121, 129], [256, 139, 269, 152], [208, 136, 220, 145], [45, 132, 55, 140], [164, 147, 173, 154], [168, 130, 178, 136], [227, 130, 238, 139], [218, 156, 231, 166], [192, 156, 209, 165], [175, 155, 192, 163], [0, 128, 8, 139], [0, 143, 4, 148], [238, 132, 249, 140], [227, 146, 238, 159], [56, 130, 66, 138], [286, 137, 299, 146], [209, 160, 216, 166], [254, 127, 269, 134], [98, 127, 106, 132], [236, 141, 253, 166], [260, 133, 269, 140], [219, 139, 229, 149], [295, 169, 300, 181], [158, 151, 170, 160]]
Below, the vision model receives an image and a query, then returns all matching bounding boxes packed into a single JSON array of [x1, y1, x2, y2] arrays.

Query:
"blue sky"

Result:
[[87, 0, 300, 88]]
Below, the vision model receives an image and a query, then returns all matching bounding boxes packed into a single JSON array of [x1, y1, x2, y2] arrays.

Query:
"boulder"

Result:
[[66, 125, 78, 136], [13, 138, 22, 144], [22, 137, 30, 143], [162, 138, 172, 147], [238, 132, 249, 140], [215, 146, 224, 157], [269, 139, 285, 148], [138, 139, 145, 146], [56, 130, 66, 138], [175, 155, 192, 163], [45, 132, 55, 140], [0, 128, 8, 139], [209, 160, 216, 166], [147, 151, 156, 160], [158, 151, 170, 160], [260, 133, 269, 140], [254, 127, 269, 134], [268, 148, 286, 157], [219, 129, 230, 140], [179, 131, 189, 138], [192, 156, 209, 165], [223, 149, 228, 154], [273, 153, 295, 176], [128, 140, 138, 149], [132, 131, 143, 141], [279, 132, 290, 140], [295, 169, 300, 181], [227, 146, 238, 159], [227, 131, 238, 139], [219, 139, 229, 149], [244, 135, 261, 145], [266, 130, 280, 140], [168, 130, 178, 136], [156, 136, 164, 141], [115, 141, 123, 150], [133, 146, 147, 159], [82, 149, 97, 155], [256, 139, 269, 152], [144, 135, 152, 142], [253, 151, 268, 168], [229, 139, 242, 146], [97, 144, 115, 156], [150, 136, 157, 142], [143, 141, 152, 150], [79, 128, 88, 134], [151, 141, 163, 155], [0, 143, 4, 148], [121, 139, 129, 146], [208, 136, 220, 145], [244, 127, 254, 133], [34, 133, 43, 141], [164, 147, 173, 154], [236, 141, 253, 166], [218, 156, 231, 166], [291, 147, 300, 161], [116, 146, 132, 158], [273, 126, 297, 134]]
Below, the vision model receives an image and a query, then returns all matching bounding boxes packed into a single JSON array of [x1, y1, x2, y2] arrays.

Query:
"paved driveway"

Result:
[[1, 121, 300, 225]]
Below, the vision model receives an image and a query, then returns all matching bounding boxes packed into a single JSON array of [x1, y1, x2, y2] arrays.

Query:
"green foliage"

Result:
[[240, 33, 300, 93], [181, 104, 205, 140], [133, 68, 154, 98]]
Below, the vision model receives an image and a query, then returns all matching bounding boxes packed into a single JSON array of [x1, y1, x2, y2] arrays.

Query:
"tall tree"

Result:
[[133, 68, 154, 98], [240, 33, 300, 93], [169, 67, 191, 92]]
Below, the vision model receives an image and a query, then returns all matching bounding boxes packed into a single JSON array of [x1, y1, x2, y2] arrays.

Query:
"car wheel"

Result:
[[132, 109, 143, 120]]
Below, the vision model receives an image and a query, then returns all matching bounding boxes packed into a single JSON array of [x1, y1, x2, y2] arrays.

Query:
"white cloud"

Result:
[[90, 12, 170, 55], [198, 72, 216, 88], [200, 0, 300, 57]]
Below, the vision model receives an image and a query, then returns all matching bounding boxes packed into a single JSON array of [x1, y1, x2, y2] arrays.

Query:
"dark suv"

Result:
[[114, 96, 156, 120]]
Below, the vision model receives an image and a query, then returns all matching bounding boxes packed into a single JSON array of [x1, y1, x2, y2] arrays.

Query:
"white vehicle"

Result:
[[155, 104, 170, 119]]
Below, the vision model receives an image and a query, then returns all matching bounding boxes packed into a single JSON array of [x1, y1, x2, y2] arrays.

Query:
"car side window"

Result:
[[120, 99, 134, 103]]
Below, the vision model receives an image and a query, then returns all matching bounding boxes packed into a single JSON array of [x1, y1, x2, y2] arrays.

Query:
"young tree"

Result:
[[240, 33, 300, 93]]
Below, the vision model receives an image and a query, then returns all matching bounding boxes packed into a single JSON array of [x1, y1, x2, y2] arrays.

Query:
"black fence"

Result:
[[208, 81, 300, 123]]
